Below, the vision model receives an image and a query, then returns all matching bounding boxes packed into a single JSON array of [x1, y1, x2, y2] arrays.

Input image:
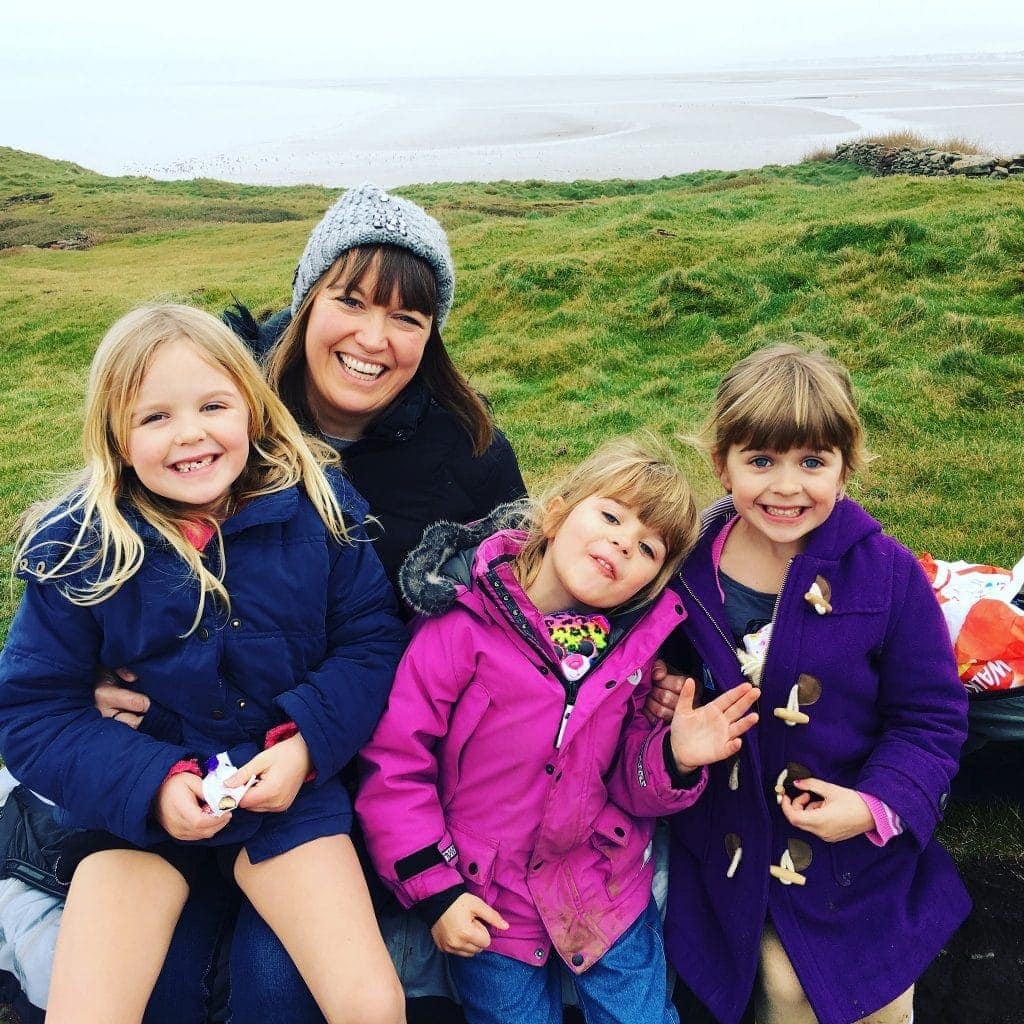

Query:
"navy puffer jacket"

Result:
[[0, 475, 405, 859]]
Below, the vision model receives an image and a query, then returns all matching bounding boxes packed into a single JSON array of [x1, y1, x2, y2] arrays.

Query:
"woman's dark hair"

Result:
[[267, 245, 494, 455]]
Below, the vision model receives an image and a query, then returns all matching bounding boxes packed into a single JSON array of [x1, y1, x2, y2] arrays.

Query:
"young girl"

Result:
[[0, 305, 407, 1024], [663, 345, 970, 1024], [356, 437, 760, 1024]]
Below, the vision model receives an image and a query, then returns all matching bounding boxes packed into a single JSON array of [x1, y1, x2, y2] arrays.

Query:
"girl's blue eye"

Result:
[[201, 402, 225, 413], [639, 541, 656, 559], [140, 412, 164, 425], [802, 456, 824, 469], [601, 510, 619, 524], [750, 456, 772, 468]]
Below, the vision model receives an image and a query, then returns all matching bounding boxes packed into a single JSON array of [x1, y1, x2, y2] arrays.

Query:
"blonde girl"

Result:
[[358, 437, 759, 1024], [0, 305, 406, 1024], [662, 344, 969, 1024]]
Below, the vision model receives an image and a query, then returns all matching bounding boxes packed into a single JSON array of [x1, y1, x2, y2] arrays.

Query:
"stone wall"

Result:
[[832, 141, 1024, 179]]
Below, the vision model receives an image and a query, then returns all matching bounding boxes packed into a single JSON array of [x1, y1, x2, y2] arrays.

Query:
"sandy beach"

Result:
[[4, 57, 1024, 185]]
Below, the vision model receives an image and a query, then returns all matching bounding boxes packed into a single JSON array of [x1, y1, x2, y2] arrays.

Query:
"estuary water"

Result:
[[4, 56, 1023, 186]]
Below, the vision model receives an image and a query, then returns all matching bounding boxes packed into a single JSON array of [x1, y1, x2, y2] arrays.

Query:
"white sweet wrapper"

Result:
[[202, 752, 257, 816]]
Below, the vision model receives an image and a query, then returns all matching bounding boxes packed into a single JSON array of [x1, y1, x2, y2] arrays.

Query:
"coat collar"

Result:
[[677, 495, 883, 684], [122, 487, 299, 545], [351, 376, 432, 447], [398, 501, 529, 616]]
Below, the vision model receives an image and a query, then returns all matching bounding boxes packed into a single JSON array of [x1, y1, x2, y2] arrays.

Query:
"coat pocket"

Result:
[[590, 803, 653, 901], [437, 683, 491, 810], [829, 830, 901, 889], [449, 818, 500, 901]]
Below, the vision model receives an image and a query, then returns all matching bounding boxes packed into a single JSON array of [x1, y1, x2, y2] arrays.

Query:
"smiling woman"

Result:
[[162, 185, 524, 1024], [300, 255, 434, 439], [248, 183, 525, 588]]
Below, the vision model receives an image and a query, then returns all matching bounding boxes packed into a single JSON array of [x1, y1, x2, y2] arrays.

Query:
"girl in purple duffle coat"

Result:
[[663, 344, 970, 1024]]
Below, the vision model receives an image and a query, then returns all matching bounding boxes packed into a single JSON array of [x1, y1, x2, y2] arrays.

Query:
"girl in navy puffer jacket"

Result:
[[0, 305, 406, 1024]]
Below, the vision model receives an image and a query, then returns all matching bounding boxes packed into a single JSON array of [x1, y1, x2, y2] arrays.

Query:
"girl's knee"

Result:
[[758, 960, 810, 1016], [327, 975, 404, 1024]]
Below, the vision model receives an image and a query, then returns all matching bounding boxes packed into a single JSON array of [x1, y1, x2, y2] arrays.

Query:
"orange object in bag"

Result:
[[919, 553, 1024, 695]]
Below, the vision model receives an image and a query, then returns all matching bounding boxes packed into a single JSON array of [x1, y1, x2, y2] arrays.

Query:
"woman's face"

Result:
[[303, 263, 433, 440]]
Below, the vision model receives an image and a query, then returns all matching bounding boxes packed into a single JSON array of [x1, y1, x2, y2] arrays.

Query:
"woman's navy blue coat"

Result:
[[0, 475, 405, 861]]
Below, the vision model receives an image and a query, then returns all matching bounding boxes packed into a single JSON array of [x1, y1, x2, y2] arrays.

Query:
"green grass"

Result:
[[2, 147, 1024, 857]]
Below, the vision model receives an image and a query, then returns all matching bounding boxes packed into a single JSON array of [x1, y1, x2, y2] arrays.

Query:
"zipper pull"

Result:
[[555, 702, 575, 748], [554, 679, 581, 749]]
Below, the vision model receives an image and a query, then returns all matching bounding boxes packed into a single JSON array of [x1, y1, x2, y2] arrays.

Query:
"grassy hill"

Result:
[[4, 148, 1022, 564], [2, 146, 1024, 1016]]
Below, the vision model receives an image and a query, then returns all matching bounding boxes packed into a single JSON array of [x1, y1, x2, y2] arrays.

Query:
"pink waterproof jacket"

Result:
[[357, 527, 706, 974]]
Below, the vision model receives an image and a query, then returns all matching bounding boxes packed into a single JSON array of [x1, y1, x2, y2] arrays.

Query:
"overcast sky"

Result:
[[6, 0, 1024, 80]]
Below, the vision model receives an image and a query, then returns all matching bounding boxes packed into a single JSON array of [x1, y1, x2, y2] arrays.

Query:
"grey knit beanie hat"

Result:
[[292, 183, 455, 326]]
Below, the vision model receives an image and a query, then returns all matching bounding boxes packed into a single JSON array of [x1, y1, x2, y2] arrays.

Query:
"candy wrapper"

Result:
[[202, 752, 256, 816], [919, 553, 1024, 695]]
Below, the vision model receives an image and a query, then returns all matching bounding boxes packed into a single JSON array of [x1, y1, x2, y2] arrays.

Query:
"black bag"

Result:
[[0, 785, 77, 898]]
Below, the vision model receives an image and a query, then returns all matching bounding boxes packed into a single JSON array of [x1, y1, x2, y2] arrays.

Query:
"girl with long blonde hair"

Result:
[[0, 304, 407, 1024]]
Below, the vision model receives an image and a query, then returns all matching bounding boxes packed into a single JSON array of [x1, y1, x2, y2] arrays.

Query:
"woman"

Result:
[[229, 181, 525, 592], [4, 183, 525, 1024]]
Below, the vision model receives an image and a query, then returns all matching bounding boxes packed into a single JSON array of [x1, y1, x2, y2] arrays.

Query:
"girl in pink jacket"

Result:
[[358, 437, 759, 1024]]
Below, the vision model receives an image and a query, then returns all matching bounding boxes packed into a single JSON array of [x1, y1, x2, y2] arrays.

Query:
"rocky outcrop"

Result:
[[832, 142, 1024, 180]]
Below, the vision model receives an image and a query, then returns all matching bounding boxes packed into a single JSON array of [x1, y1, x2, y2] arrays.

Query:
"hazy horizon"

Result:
[[5, 55, 1023, 188], [6, 0, 1024, 81]]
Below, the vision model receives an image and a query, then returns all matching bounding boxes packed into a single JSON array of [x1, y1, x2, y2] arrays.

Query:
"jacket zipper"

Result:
[[555, 679, 581, 749], [760, 558, 794, 673], [679, 556, 794, 679], [679, 577, 735, 659], [481, 569, 658, 751]]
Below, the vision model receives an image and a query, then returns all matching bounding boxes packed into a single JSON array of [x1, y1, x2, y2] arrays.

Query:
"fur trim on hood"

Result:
[[399, 500, 530, 617]]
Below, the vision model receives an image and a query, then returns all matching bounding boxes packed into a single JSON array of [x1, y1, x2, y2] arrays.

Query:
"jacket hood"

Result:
[[398, 501, 530, 616]]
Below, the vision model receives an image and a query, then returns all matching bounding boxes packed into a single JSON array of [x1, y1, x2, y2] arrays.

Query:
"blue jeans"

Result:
[[143, 865, 322, 1024], [449, 901, 679, 1024]]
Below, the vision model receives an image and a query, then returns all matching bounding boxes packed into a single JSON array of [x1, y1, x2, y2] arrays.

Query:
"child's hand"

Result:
[[94, 666, 149, 729], [643, 660, 686, 723], [155, 773, 231, 841], [227, 734, 312, 813], [780, 779, 875, 842], [669, 679, 759, 773], [430, 893, 509, 957]]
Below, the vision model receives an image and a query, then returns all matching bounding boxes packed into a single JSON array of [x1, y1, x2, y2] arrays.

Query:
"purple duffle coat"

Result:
[[664, 497, 970, 1024]]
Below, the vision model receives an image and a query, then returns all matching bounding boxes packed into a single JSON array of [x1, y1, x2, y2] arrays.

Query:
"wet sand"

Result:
[[5, 58, 1024, 185]]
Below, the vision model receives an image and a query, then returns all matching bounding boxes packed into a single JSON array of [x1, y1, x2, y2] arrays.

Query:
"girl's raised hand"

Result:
[[154, 773, 231, 841], [227, 733, 312, 814], [668, 679, 759, 773], [430, 893, 509, 957], [780, 779, 875, 842]]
